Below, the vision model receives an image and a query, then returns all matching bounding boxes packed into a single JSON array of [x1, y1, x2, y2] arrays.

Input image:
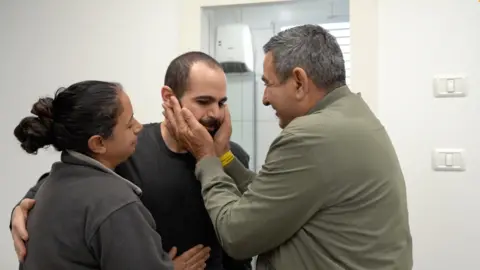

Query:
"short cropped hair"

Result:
[[164, 51, 223, 97]]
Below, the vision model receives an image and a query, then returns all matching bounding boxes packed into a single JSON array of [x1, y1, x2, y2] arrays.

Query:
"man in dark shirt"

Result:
[[10, 52, 252, 270]]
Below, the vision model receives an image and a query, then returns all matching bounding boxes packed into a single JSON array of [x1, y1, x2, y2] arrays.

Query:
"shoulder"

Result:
[[81, 174, 141, 237], [137, 122, 161, 142], [229, 141, 250, 167], [80, 173, 140, 212], [286, 94, 382, 139], [229, 141, 248, 156]]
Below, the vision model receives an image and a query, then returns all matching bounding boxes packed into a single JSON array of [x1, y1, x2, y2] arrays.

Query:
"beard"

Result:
[[177, 100, 220, 137], [199, 117, 220, 137]]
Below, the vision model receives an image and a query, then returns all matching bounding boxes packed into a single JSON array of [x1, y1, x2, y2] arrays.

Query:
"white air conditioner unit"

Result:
[[215, 24, 254, 74]]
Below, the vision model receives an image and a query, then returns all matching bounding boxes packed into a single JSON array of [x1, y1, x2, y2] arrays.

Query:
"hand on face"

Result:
[[163, 96, 216, 160], [213, 105, 232, 157]]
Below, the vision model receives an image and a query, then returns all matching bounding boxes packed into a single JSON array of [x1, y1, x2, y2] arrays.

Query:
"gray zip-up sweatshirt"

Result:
[[19, 151, 173, 270]]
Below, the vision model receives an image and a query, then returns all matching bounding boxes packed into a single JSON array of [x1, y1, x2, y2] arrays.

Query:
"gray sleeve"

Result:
[[9, 172, 49, 230], [88, 201, 174, 270], [23, 172, 49, 199]]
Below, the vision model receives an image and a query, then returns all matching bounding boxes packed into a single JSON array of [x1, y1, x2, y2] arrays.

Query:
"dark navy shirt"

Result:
[[115, 123, 251, 270]]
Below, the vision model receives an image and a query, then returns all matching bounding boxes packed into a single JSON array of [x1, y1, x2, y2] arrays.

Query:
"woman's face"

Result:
[[100, 90, 143, 167]]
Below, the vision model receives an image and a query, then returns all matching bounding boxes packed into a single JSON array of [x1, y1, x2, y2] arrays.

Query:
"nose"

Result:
[[207, 104, 221, 118], [262, 88, 270, 106]]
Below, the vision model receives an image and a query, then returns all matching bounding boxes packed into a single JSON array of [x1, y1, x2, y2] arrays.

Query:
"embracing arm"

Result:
[[23, 172, 49, 199], [196, 132, 324, 259], [9, 172, 49, 229]]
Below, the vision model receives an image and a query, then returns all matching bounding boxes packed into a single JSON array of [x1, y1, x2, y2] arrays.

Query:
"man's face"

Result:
[[178, 62, 228, 136], [262, 52, 299, 129]]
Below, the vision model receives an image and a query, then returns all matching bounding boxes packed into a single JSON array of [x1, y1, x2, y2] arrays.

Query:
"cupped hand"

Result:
[[213, 104, 232, 157], [162, 96, 216, 160]]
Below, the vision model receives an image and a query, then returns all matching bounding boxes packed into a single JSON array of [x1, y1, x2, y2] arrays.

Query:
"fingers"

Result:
[[223, 104, 231, 124], [13, 233, 26, 262], [186, 246, 210, 269], [168, 246, 178, 259], [162, 104, 177, 137], [11, 200, 34, 262], [188, 261, 207, 270], [12, 206, 29, 240], [180, 108, 202, 131], [169, 96, 188, 133], [179, 244, 204, 260], [214, 105, 232, 144], [162, 103, 176, 129], [19, 199, 35, 212], [218, 105, 231, 134]]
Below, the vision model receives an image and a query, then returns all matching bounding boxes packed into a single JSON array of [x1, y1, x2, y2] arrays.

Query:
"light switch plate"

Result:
[[433, 74, 467, 98], [432, 148, 466, 171]]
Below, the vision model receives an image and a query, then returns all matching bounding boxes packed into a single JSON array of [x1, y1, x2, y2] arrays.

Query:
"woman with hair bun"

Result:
[[14, 80, 209, 270]]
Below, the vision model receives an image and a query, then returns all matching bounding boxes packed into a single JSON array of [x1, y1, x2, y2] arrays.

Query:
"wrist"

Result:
[[195, 148, 216, 161], [216, 145, 231, 157], [219, 150, 234, 167]]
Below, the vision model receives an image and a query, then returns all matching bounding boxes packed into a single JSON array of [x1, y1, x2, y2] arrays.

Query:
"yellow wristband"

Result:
[[220, 151, 234, 167]]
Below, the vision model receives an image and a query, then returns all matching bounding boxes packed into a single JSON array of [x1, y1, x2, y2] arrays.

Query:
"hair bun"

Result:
[[13, 97, 55, 154], [13, 117, 54, 154], [31, 97, 54, 119]]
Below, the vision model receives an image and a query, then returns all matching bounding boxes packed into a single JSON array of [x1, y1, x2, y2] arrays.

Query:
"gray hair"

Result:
[[263, 24, 346, 90]]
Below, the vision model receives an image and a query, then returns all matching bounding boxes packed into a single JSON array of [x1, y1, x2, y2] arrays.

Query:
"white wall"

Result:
[[0, 0, 179, 268], [204, 0, 349, 170], [2, 0, 479, 269], [377, 0, 480, 269]]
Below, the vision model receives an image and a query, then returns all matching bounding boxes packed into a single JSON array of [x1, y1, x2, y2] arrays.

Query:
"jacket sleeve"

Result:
[[228, 142, 253, 193], [9, 172, 49, 230], [88, 201, 174, 270], [22, 172, 49, 200], [195, 132, 322, 259]]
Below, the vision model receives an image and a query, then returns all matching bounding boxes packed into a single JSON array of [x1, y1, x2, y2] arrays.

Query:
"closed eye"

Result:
[[197, 99, 210, 105]]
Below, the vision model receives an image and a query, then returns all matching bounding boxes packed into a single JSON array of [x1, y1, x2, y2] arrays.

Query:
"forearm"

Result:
[[9, 173, 49, 230], [196, 133, 322, 259], [198, 158, 273, 259]]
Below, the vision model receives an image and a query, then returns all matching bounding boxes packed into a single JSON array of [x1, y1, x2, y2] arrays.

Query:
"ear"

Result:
[[161, 86, 175, 104], [87, 135, 107, 155], [292, 67, 309, 99]]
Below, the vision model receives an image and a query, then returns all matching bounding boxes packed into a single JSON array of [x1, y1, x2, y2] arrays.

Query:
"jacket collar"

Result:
[[61, 150, 142, 196], [307, 85, 352, 115]]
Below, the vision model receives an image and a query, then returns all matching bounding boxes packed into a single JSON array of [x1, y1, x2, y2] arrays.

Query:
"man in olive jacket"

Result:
[[164, 24, 413, 270]]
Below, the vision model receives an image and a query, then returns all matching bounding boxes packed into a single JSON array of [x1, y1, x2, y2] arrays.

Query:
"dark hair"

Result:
[[14, 80, 123, 155], [164, 51, 223, 98], [263, 24, 346, 90]]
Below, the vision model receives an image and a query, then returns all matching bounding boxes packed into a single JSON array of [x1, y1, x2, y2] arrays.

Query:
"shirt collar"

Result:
[[307, 85, 353, 115], [63, 150, 142, 196]]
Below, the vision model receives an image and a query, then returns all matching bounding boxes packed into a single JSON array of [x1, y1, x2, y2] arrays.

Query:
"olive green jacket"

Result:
[[195, 86, 413, 270]]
